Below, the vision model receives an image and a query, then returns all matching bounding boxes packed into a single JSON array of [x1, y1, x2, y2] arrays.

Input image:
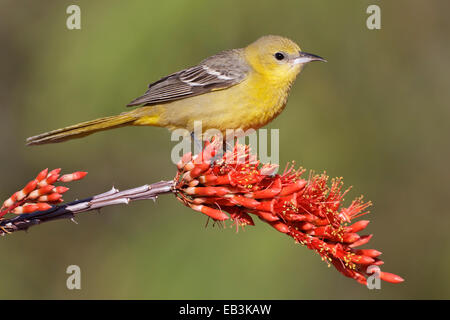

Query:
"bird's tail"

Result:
[[26, 113, 137, 146]]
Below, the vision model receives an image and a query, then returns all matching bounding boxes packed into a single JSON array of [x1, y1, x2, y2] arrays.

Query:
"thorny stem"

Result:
[[0, 180, 175, 235]]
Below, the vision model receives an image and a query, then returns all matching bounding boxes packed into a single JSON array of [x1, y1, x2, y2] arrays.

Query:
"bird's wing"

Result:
[[127, 49, 249, 107]]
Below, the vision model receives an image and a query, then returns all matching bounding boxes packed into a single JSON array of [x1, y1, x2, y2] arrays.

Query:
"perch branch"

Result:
[[0, 180, 174, 235]]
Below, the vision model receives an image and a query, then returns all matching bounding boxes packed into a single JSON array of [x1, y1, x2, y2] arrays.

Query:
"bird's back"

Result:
[[131, 68, 293, 133]]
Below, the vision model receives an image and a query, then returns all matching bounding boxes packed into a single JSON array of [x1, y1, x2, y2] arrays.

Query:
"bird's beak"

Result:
[[293, 51, 327, 65]]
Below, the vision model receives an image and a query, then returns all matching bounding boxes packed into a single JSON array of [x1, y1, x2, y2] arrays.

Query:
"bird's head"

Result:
[[244, 35, 326, 83]]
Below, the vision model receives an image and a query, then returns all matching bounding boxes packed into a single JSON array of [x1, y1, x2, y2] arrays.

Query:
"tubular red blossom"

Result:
[[0, 168, 87, 218], [59, 171, 88, 182], [175, 140, 403, 285], [12, 203, 52, 214], [38, 174, 59, 187], [28, 185, 55, 199], [349, 234, 373, 248], [380, 272, 404, 283], [279, 179, 307, 196], [36, 168, 49, 181], [355, 249, 382, 258], [37, 193, 62, 203], [53, 186, 69, 194], [268, 220, 290, 233], [371, 259, 384, 266], [21, 180, 39, 198], [229, 196, 261, 209], [189, 204, 229, 221], [251, 210, 279, 222], [246, 177, 282, 199], [346, 220, 370, 233], [185, 186, 231, 197], [48, 168, 61, 177]]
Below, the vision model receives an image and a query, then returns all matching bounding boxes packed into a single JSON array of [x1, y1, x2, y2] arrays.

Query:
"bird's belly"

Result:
[[158, 80, 288, 133]]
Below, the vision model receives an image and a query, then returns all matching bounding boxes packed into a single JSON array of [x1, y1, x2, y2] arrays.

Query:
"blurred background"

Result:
[[0, 0, 449, 299]]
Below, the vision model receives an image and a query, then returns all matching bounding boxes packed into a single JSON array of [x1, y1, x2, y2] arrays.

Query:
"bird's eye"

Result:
[[274, 52, 285, 61]]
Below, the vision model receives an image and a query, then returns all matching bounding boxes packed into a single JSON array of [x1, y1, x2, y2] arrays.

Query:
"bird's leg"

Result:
[[224, 136, 237, 152], [190, 131, 236, 164], [209, 136, 236, 164], [209, 139, 227, 164], [190, 131, 203, 155]]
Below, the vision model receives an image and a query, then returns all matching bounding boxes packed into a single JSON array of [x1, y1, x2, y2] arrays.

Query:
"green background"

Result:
[[0, 0, 449, 299]]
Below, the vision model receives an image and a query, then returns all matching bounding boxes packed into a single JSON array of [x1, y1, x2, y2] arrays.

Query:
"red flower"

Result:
[[175, 139, 403, 285], [0, 168, 87, 219]]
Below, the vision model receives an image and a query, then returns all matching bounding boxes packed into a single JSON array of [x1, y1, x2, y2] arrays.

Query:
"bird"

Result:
[[26, 35, 325, 146]]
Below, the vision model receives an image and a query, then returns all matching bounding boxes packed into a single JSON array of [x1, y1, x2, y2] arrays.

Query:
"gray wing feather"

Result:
[[127, 49, 248, 107]]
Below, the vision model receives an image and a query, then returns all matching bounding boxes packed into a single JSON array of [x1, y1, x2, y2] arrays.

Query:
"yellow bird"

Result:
[[26, 35, 325, 145]]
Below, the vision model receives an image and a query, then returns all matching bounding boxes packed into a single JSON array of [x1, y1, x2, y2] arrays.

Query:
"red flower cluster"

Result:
[[0, 168, 87, 219], [0, 140, 402, 285], [175, 139, 403, 285]]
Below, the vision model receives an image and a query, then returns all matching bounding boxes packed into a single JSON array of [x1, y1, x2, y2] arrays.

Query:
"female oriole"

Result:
[[26, 35, 325, 145]]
